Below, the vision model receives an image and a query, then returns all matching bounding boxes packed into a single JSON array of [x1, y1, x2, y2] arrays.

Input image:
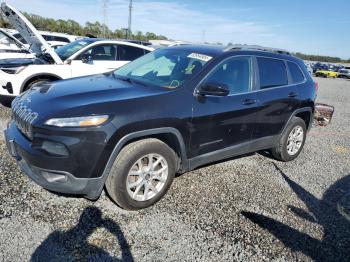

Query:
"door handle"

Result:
[[242, 99, 257, 105], [288, 92, 298, 98]]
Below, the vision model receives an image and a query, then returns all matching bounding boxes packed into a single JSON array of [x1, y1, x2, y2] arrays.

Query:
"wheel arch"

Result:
[[104, 128, 188, 177], [88, 128, 189, 200], [282, 107, 313, 135], [21, 73, 63, 93], [295, 110, 313, 130]]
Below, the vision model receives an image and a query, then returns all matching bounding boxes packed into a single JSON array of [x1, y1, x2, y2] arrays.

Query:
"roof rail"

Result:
[[224, 44, 291, 55]]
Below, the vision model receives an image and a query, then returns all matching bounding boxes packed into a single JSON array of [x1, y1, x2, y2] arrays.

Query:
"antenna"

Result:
[[128, 0, 133, 39], [102, 0, 110, 38]]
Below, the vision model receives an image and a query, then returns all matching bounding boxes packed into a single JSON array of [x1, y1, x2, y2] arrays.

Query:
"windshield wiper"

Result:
[[114, 75, 147, 87], [115, 75, 133, 84]]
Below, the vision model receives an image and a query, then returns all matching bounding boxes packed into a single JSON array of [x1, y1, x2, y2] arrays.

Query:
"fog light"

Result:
[[41, 141, 69, 156]]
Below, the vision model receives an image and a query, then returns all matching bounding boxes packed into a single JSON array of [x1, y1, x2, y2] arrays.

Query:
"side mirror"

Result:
[[195, 82, 230, 97], [81, 53, 93, 63]]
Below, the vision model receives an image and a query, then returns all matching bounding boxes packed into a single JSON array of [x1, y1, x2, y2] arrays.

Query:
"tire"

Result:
[[105, 138, 177, 210], [1, 100, 12, 108], [271, 117, 307, 162]]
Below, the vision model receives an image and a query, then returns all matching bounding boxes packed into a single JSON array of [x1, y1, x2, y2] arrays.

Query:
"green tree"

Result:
[[2, 11, 169, 41]]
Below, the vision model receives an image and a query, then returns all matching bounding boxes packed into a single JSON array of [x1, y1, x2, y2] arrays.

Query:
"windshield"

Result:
[[114, 49, 213, 89], [55, 40, 92, 60]]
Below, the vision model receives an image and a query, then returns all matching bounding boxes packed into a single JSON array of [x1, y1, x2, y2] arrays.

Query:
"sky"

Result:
[[7, 0, 350, 59]]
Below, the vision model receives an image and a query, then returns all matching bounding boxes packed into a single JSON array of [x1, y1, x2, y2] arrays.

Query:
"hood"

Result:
[[16, 73, 171, 121], [0, 57, 43, 67], [1, 3, 63, 64], [0, 28, 28, 52]]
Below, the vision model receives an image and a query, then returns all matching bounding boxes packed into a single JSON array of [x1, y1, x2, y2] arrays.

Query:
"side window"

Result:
[[52, 36, 70, 43], [288, 61, 305, 84], [118, 45, 146, 61], [205, 56, 252, 95], [79, 44, 117, 61], [257, 57, 288, 89], [42, 35, 52, 41]]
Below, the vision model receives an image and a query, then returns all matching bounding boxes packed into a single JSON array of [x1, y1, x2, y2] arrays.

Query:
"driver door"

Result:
[[70, 44, 119, 77], [190, 56, 259, 158]]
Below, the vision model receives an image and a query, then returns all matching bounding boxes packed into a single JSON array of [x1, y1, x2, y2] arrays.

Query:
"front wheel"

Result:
[[105, 138, 177, 210], [271, 117, 307, 162], [24, 79, 52, 92]]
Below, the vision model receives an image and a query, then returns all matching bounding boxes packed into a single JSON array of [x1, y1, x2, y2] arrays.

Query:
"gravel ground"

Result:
[[0, 77, 349, 261]]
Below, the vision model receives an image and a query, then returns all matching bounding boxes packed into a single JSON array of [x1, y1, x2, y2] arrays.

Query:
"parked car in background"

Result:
[[338, 68, 350, 79], [0, 3, 154, 107], [312, 62, 328, 73], [12, 30, 81, 48], [4, 44, 317, 210], [305, 62, 313, 75], [315, 69, 339, 78]]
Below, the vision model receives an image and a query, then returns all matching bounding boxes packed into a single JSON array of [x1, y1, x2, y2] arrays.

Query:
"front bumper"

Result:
[[3, 121, 108, 200]]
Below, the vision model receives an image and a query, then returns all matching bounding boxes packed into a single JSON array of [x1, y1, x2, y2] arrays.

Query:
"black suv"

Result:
[[4, 45, 317, 210]]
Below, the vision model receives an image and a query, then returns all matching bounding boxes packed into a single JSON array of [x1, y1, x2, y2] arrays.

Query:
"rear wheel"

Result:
[[105, 138, 177, 210], [271, 117, 307, 162]]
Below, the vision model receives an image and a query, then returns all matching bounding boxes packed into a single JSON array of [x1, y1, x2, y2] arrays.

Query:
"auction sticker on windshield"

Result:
[[187, 53, 212, 62]]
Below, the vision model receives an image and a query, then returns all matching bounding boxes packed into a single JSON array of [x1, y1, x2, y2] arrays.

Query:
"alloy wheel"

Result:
[[126, 154, 168, 201], [287, 125, 304, 156]]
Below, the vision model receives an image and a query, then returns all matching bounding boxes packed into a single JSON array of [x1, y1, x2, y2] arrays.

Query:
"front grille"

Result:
[[12, 98, 38, 139]]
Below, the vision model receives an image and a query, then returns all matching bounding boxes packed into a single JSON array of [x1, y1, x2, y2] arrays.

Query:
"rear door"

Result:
[[190, 56, 259, 158], [253, 57, 301, 140]]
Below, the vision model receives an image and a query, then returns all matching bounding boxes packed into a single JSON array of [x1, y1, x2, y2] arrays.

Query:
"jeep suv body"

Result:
[[4, 45, 317, 210]]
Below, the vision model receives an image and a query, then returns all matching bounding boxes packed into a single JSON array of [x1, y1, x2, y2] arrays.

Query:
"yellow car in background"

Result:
[[315, 70, 339, 78]]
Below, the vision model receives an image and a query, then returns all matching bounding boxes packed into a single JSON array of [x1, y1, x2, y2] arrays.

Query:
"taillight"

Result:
[[314, 81, 319, 92]]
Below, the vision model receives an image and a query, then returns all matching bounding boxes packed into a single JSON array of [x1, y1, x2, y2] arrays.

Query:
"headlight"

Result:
[[0, 66, 26, 74], [45, 115, 109, 127]]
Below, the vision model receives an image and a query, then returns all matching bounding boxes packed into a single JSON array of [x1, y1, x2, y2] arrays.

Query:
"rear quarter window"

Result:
[[257, 57, 288, 89], [288, 61, 305, 84], [118, 45, 146, 61]]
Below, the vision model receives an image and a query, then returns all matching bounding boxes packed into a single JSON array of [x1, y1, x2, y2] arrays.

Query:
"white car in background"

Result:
[[12, 30, 81, 49], [0, 28, 34, 59], [0, 3, 154, 107]]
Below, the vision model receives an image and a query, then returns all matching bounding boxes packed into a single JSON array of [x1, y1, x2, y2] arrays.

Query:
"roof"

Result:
[[224, 44, 291, 55], [163, 44, 226, 57], [76, 37, 151, 45]]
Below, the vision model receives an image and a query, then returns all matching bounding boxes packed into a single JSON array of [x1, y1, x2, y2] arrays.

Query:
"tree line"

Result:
[[0, 11, 348, 62], [294, 52, 350, 64], [0, 12, 168, 41]]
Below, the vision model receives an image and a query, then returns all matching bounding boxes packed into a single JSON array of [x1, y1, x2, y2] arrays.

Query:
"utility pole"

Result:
[[102, 0, 109, 38], [127, 0, 133, 39]]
